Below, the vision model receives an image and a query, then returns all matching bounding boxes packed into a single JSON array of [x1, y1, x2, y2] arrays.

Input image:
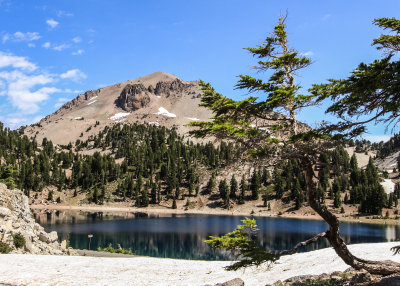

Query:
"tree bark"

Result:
[[302, 156, 400, 276]]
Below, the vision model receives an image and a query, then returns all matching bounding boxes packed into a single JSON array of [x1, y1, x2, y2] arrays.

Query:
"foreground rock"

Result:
[[0, 183, 68, 255], [1, 242, 400, 286]]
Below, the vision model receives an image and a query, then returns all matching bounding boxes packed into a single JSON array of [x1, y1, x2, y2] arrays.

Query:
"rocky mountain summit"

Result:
[[24, 72, 212, 145], [0, 183, 69, 255]]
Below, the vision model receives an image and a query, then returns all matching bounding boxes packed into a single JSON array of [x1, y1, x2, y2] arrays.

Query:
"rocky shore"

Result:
[[0, 183, 70, 255]]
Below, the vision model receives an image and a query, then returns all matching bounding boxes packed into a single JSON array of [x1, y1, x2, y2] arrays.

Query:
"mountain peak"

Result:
[[24, 72, 211, 145], [132, 71, 180, 85]]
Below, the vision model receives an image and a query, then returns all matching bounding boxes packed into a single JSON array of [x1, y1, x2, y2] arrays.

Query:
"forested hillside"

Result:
[[0, 121, 393, 216]]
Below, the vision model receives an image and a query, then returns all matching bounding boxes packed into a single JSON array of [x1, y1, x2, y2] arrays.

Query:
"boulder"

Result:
[[0, 183, 66, 255], [0, 207, 11, 217], [214, 278, 245, 286], [115, 83, 150, 111]]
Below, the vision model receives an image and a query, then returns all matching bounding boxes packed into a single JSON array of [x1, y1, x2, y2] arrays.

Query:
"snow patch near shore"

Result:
[[1, 242, 400, 286], [154, 107, 176, 118], [109, 112, 130, 120]]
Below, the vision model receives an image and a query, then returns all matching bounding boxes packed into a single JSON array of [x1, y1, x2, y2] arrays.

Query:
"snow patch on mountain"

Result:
[[154, 107, 176, 118], [109, 113, 130, 120]]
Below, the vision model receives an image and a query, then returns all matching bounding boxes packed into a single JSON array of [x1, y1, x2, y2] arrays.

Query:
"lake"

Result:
[[33, 210, 400, 260]]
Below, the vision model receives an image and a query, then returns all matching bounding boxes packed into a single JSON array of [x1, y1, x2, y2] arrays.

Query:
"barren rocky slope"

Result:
[[24, 72, 213, 145], [0, 183, 68, 255]]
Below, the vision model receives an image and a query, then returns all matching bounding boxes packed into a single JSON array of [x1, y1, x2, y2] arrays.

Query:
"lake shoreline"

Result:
[[30, 203, 400, 226]]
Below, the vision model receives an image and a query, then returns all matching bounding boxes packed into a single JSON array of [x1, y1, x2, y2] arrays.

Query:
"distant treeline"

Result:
[[0, 122, 392, 215]]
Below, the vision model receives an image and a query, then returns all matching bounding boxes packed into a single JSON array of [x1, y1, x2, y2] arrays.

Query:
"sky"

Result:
[[0, 0, 399, 142]]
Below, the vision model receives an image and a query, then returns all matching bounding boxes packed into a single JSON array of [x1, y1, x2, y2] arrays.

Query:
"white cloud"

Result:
[[42, 42, 51, 49], [13, 32, 41, 42], [0, 50, 87, 128], [0, 70, 59, 113], [46, 19, 59, 29], [72, 49, 84, 56], [53, 43, 69, 51], [3, 32, 41, 43], [64, 88, 81, 94], [2, 33, 9, 43], [301, 51, 314, 57], [322, 14, 331, 21], [54, 97, 70, 108], [28, 43, 35, 48], [0, 51, 37, 71], [57, 10, 73, 17], [72, 37, 82, 43], [60, 69, 87, 81]]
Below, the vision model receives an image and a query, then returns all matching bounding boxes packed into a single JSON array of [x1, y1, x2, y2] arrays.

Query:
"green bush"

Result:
[[0, 241, 11, 253], [12, 233, 26, 248], [97, 243, 134, 255]]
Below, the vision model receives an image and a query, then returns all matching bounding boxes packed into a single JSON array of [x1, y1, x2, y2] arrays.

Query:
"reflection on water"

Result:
[[33, 210, 400, 260]]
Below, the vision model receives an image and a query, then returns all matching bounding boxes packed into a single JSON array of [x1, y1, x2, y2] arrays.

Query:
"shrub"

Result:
[[97, 243, 134, 255], [0, 241, 11, 253], [12, 233, 26, 248]]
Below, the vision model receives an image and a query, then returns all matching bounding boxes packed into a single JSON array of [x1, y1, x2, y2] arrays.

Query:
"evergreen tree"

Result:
[[219, 179, 230, 209], [250, 171, 261, 200], [230, 175, 238, 200], [238, 175, 246, 204]]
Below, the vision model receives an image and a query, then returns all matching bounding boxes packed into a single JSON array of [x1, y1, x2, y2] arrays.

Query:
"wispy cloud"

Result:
[[322, 14, 331, 21], [2, 32, 41, 43], [72, 49, 84, 56], [54, 97, 70, 108], [57, 10, 73, 17], [0, 51, 37, 71], [0, 50, 87, 126], [72, 36, 82, 43], [42, 42, 51, 49], [301, 51, 314, 57], [60, 69, 87, 81], [28, 43, 35, 48], [0, 70, 60, 113], [53, 43, 69, 51], [46, 18, 59, 29]]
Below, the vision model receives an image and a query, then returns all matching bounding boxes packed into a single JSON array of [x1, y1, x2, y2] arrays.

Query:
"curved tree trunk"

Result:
[[301, 156, 400, 275]]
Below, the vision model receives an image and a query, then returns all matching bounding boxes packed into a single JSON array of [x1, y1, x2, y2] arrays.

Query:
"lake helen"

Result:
[[33, 210, 400, 260]]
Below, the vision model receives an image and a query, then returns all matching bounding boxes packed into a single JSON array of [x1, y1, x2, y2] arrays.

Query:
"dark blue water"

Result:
[[33, 210, 400, 260]]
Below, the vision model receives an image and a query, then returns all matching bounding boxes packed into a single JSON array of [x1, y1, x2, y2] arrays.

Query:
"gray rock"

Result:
[[12, 222, 20, 229], [0, 207, 11, 217], [214, 278, 245, 286], [61, 240, 67, 249], [349, 271, 372, 285], [0, 184, 66, 255], [48, 231, 58, 243], [38, 231, 50, 243], [372, 276, 400, 286], [115, 83, 151, 111]]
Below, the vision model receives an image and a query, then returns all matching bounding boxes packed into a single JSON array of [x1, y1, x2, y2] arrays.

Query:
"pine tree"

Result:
[[238, 175, 246, 204], [219, 179, 230, 209], [230, 175, 238, 200], [250, 171, 261, 200]]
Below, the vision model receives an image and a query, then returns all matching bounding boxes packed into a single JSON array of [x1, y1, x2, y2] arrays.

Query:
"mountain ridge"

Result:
[[24, 72, 212, 145]]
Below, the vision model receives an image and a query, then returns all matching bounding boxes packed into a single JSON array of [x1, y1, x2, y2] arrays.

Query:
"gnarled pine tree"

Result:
[[190, 16, 400, 275]]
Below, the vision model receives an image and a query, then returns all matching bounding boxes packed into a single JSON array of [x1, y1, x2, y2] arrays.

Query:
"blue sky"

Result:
[[0, 0, 399, 142]]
